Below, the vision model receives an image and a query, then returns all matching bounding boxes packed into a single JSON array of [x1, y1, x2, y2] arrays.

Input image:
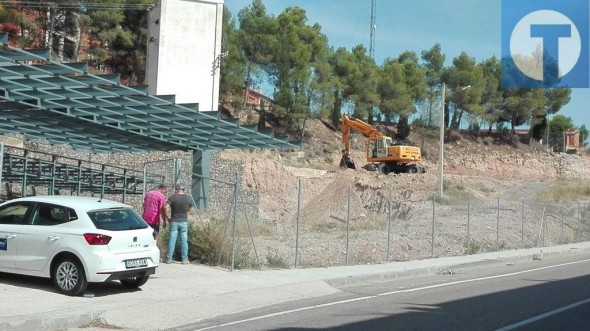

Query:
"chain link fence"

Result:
[[2, 143, 588, 272], [204, 168, 590, 271]]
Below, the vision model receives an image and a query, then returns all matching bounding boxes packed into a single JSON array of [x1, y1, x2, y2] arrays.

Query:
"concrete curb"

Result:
[[325, 244, 590, 287]]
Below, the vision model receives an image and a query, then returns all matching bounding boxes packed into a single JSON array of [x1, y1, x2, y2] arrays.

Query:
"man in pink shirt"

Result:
[[142, 184, 169, 236]]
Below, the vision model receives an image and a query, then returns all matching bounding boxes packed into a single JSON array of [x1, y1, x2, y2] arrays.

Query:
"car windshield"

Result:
[[87, 208, 148, 231]]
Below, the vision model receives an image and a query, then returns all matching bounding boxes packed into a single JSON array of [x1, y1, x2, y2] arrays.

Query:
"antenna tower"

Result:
[[369, 0, 376, 58]]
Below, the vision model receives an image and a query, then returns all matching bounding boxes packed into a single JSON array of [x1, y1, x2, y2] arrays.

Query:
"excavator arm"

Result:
[[340, 114, 384, 169], [341, 114, 383, 155]]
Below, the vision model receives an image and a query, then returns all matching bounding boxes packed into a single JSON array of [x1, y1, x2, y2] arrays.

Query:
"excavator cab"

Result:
[[371, 137, 391, 158]]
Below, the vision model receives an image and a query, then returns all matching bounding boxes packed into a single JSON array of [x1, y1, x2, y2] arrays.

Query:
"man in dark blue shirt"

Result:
[[164, 186, 193, 264]]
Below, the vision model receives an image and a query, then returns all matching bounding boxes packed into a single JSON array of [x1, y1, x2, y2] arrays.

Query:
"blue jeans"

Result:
[[166, 221, 188, 261]]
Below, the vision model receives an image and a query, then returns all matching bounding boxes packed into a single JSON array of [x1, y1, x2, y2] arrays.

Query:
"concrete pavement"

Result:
[[2, 242, 590, 331]]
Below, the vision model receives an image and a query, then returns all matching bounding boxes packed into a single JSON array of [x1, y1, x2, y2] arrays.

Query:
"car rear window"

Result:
[[87, 208, 148, 231]]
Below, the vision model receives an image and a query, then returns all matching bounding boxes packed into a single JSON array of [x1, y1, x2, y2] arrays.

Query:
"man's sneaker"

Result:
[[181, 260, 189, 265], [165, 259, 172, 264]]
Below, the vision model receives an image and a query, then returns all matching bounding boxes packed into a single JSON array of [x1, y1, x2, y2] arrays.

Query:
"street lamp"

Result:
[[211, 50, 228, 115], [439, 83, 471, 197]]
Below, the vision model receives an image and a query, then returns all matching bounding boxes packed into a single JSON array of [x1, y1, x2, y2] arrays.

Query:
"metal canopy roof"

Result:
[[0, 32, 301, 153]]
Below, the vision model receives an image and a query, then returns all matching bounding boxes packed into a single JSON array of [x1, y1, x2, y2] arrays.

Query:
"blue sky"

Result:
[[224, 0, 589, 128]]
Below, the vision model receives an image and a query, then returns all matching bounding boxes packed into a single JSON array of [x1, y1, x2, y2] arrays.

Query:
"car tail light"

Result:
[[83, 233, 112, 245]]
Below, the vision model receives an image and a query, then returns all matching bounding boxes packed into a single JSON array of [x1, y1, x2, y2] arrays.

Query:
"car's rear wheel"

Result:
[[120, 275, 150, 289], [52, 257, 88, 296]]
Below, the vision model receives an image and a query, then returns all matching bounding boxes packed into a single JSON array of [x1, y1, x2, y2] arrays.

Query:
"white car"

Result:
[[0, 196, 159, 296]]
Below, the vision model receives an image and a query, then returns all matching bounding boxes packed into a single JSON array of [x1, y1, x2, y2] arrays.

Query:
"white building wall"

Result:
[[146, 0, 223, 110]]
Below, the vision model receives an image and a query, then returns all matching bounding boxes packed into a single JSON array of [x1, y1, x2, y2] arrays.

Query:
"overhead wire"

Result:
[[0, 1, 155, 10]]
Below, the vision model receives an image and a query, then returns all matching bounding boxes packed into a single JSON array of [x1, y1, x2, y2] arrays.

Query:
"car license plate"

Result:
[[125, 258, 148, 269]]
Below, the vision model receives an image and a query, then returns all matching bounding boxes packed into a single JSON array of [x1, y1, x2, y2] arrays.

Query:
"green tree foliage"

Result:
[[271, 7, 327, 131], [236, 0, 276, 129], [238, 3, 581, 141], [348, 45, 379, 120], [328, 46, 359, 128], [86, 0, 153, 83], [307, 48, 335, 119], [547, 115, 575, 152], [377, 52, 426, 140], [545, 115, 588, 152], [237, 1, 330, 132], [6, 1, 581, 143], [526, 89, 571, 142], [378, 58, 412, 125], [421, 43, 445, 126], [238, 0, 276, 69], [501, 88, 544, 137], [396, 51, 426, 139], [327, 48, 349, 129], [479, 56, 502, 132], [0, 3, 41, 47], [443, 52, 484, 130], [219, 7, 246, 109], [579, 125, 589, 147], [1, 0, 154, 82]]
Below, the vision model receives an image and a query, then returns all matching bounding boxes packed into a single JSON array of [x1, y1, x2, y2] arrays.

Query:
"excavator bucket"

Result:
[[339, 154, 356, 169]]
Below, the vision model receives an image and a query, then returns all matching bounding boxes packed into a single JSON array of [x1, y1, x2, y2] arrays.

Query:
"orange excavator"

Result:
[[340, 114, 424, 174]]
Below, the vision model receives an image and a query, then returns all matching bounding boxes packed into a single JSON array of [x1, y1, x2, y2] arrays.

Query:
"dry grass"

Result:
[[79, 317, 123, 329], [537, 180, 590, 203]]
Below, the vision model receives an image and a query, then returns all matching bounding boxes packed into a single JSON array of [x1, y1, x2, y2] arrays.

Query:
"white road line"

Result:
[[377, 258, 590, 296], [495, 297, 590, 331], [193, 258, 590, 331], [193, 296, 377, 331]]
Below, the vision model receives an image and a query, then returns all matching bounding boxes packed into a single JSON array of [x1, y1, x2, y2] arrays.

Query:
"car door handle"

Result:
[[48, 236, 60, 241], [6, 234, 17, 239]]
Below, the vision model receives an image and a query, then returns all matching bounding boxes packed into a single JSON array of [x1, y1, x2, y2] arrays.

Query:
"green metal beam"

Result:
[[0, 35, 301, 152]]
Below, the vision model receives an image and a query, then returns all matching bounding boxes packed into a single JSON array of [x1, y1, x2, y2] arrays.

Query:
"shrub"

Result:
[[510, 134, 521, 148], [537, 181, 590, 202], [266, 251, 289, 268], [465, 240, 481, 255], [446, 129, 462, 143], [482, 137, 493, 146], [189, 218, 225, 265], [312, 222, 337, 233], [158, 218, 230, 266]]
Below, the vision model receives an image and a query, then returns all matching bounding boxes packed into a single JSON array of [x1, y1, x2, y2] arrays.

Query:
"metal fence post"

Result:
[[560, 203, 564, 245], [22, 150, 28, 197], [346, 186, 351, 265], [431, 194, 435, 258], [295, 178, 301, 268], [467, 197, 471, 255], [521, 200, 525, 248], [496, 197, 500, 250], [230, 171, 239, 272], [0, 142, 3, 195], [387, 190, 392, 261], [542, 204, 546, 247], [577, 202, 581, 242]]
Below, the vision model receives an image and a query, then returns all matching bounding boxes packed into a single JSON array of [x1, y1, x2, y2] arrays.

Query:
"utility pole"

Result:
[[439, 83, 445, 197], [369, 0, 376, 59]]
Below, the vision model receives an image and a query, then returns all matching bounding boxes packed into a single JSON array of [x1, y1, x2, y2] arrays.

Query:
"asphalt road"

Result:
[[179, 253, 590, 331]]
